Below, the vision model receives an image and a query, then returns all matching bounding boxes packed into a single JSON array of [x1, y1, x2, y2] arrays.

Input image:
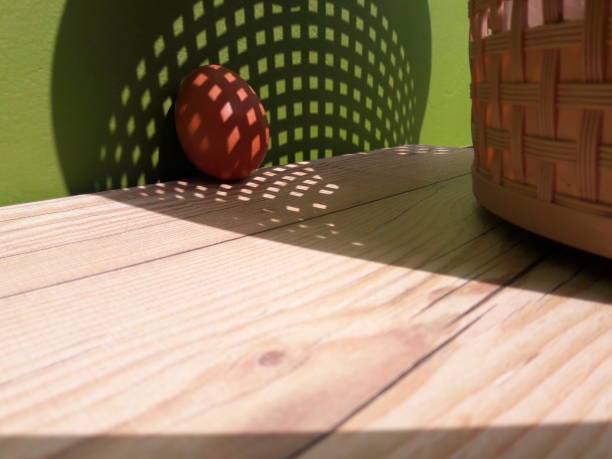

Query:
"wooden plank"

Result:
[[0, 174, 514, 385], [0, 147, 471, 298], [300, 251, 612, 459], [1, 146, 610, 459], [0, 167, 554, 458]]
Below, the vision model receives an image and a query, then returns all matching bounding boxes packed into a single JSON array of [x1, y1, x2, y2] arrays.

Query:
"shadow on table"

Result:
[[92, 144, 612, 304], [3, 423, 610, 458]]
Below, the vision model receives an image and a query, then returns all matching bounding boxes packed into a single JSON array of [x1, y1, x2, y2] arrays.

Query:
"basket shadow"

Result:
[[3, 423, 611, 458], [50, 0, 612, 303], [52, 0, 431, 193]]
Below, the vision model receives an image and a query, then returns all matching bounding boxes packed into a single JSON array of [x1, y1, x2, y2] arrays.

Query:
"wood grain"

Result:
[[0, 146, 610, 459], [301, 252, 612, 459], [0, 146, 469, 297]]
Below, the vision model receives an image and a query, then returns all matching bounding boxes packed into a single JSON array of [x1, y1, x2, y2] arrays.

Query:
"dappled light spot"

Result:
[[246, 108, 257, 126], [251, 134, 261, 158], [227, 126, 240, 153], [208, 84, 222, 101], [236, 87, 248, 101], [188, 113, 201, 135], [193, 73, 208, 87], [286, 205, 300, 212], [125, 116, 136, 135], [108, 115, 117, 134], [220, 101, 233, 123], [224, 72, 237, 83], [313, 203, 327, 209]]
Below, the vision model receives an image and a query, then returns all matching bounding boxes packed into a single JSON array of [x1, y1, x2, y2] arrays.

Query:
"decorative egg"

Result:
[[175, 65, 270, 180]]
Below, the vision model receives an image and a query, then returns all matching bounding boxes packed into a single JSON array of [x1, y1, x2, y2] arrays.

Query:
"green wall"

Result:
[[420, 1, 471, 147], [0, 0, 470, 207], [1, 1, 67, 206]]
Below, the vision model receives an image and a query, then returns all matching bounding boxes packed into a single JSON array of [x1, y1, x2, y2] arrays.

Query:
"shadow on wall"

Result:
[[51, 0, 431, 195]]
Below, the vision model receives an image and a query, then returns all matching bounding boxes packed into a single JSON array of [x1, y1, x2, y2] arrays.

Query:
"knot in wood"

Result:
[[258, 350, 285, 367]]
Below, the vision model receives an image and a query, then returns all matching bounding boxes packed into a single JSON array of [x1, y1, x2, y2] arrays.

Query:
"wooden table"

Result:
[[1, 146, 611, 459]]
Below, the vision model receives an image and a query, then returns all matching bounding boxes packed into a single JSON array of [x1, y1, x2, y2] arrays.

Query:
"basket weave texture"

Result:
[[469, 0, 612, 258]]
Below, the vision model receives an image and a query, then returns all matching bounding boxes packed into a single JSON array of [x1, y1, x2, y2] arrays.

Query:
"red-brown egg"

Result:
[[175, 65, 270, 180]]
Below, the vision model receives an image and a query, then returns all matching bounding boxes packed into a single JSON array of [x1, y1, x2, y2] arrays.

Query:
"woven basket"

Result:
[[469, 0, 612, 258]]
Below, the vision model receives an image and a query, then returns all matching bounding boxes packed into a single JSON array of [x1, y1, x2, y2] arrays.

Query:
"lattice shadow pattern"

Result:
[[52, 0, 430, 194]]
